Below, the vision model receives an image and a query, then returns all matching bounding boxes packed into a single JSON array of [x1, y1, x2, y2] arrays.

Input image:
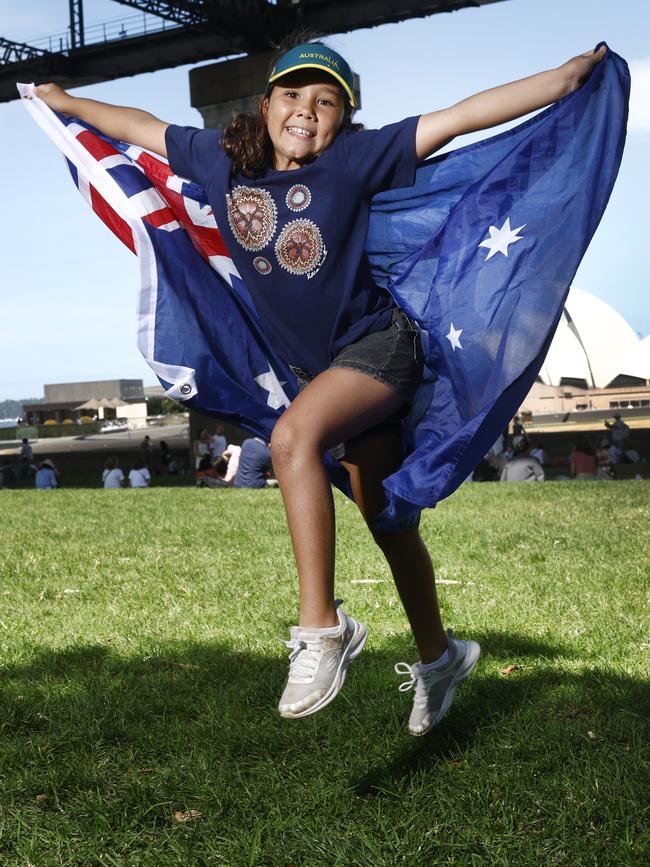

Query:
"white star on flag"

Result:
[[478, 217, 526, 260], [254, 368, 290, 409], [446, 323, 463, 351]]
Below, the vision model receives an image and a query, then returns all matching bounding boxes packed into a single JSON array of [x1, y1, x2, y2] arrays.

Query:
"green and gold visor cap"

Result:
[[265, 42, 356, 108]]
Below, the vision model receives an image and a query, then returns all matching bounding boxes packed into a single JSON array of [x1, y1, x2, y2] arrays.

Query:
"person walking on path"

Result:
[[604, 414, 629, 450], [19, 438, 33, 478], [511, 415, 526, 448], [20, 437, 33, 462], [193, 428, 212, 470], [159, 440, 171, 474], [35, 40, 607, 735], [209, 425, 227, 460]]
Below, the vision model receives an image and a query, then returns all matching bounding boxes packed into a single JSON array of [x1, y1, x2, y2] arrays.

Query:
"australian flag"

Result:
[[18, 46, 629, 530]]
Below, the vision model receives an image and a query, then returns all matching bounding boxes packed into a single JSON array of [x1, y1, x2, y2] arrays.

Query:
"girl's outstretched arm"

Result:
[[415, 46, 606, 161], [33, 83, 169, 158]]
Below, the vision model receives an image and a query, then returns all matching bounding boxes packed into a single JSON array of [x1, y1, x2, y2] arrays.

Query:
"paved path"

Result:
[[0, 423, 189, 457]]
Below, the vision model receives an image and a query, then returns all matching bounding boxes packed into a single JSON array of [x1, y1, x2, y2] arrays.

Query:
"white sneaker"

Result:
[[278, 603, 367, 719], [395, 629, 480, 736]]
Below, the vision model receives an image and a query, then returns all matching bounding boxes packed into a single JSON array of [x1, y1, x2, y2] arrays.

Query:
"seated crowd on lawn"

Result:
[[0, 417, 644, 489], [475, 416, 643, 483], [193, 426, 276, 489]]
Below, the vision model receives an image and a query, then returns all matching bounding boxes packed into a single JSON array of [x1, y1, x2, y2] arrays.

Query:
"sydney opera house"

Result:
[[520, 287, 650, 417]]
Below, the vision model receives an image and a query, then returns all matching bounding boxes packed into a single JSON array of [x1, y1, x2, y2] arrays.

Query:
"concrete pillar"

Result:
[[189, 51, 275, 129]]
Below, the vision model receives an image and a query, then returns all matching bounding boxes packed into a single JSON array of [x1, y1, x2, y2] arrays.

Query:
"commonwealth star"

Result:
[[446, 323, 463, 351], [478, 217, 525, 260], [254, 368, 290, 409]]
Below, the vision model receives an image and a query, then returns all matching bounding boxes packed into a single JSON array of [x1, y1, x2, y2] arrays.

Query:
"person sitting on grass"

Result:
[[129, 458, 151, 488], [196, 456, 229, 488], [34, 459, 58, 490], [102, 456, 126, 489], [570, 436, 597, 480], [233, 437, 272, 489], [0, 458, 17, 489], [596, 438, 616, 479], [606, 440, 622, 465], [472, 457, 498, 482], [222, 444, 241, 486], [530, 442, 547, 465], [500, 438, 545, 482]]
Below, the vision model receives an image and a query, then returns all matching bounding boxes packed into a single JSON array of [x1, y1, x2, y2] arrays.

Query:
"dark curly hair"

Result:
[[221, 39, 362, 179]]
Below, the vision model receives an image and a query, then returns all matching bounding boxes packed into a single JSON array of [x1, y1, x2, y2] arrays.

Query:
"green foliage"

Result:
[[147, 396, 183, 415], [0, 397, 42, 420], [0, 483, 648, 864], [34, 423, 100, 439]]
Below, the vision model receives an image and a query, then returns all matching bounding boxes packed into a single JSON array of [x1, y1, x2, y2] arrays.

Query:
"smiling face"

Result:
[[262, 70, 346, 171]]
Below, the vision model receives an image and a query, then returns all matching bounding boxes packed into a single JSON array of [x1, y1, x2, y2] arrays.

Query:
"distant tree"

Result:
[[0, 397, 43, 420], [147, 396, 183, 416], [162, 397, 183, 414]]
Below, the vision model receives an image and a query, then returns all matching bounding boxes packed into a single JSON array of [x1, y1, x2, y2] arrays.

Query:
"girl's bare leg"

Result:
[[342, 429, 447, 663], [270, 368, 405, 628]]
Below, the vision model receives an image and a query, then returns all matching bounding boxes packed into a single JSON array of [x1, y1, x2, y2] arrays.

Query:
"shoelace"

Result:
[[280, 636, 325, 683], [394, 661, 433, 708], [279, 600, 344, 683]]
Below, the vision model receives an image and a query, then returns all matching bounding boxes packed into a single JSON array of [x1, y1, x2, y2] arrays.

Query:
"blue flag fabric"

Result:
[[19, 47, 628, 529], [366, 46, 628, 528]]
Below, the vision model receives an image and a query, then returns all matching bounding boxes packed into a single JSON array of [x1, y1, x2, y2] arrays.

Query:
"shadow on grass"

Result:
[[355, 631, 649, 796], [1, 634, 647, 806]]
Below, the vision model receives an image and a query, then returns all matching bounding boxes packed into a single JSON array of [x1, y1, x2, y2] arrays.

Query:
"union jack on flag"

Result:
[[18, 81, 295, 438]]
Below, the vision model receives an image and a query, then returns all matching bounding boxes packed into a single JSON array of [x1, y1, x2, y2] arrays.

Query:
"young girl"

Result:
[[35, 41, 605, 735]]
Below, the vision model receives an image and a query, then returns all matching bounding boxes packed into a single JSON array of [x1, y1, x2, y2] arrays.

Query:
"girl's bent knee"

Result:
[[270, 418, 320, 470], [270, 425, 294, 470]]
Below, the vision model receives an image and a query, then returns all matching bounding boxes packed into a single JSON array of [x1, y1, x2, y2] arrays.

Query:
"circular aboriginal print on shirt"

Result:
[[286, 184, 311, 212], [253, 256, 272, 275], [275, 219, 327, 279], [226, 186, 277, 252]]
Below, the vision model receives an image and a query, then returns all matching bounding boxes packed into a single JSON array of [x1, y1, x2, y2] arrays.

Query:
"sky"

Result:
[[0, 0, 649, 402]]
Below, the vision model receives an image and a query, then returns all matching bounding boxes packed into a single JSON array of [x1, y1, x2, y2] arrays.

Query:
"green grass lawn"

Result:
[[1, 482, 648, 865]]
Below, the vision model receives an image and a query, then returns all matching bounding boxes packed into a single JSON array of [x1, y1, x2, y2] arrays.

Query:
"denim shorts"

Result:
[[290, 307, 425, 459], [330, 307, 424, 402]]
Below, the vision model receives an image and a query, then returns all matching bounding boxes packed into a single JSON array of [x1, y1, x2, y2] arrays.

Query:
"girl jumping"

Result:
[[35, 40, 605, 735]]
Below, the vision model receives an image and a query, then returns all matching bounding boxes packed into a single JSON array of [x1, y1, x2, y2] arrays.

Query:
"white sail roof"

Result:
[[539, 286, 641, 388], [620, 335, 650, 380]]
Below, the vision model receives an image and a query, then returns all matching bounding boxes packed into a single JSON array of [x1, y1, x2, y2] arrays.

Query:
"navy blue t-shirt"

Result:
[[165, 116, 419, 375], [234, 437, 272, 489]]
